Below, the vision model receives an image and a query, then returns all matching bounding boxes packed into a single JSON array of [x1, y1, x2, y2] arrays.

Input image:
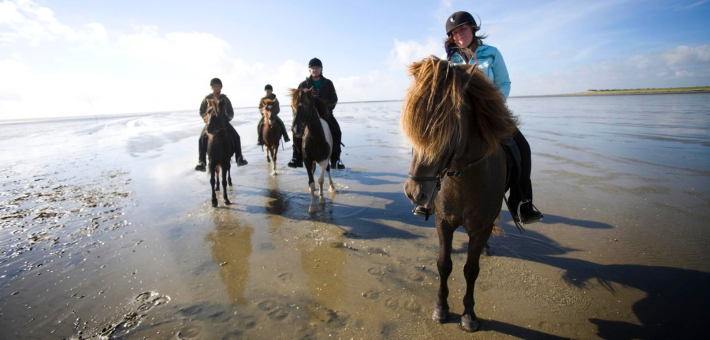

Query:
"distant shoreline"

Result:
[[512, 87, 710, 98]]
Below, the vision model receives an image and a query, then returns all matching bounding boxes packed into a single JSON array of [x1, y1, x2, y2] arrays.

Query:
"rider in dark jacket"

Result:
[[257, 84, 290, 145], [195, 78, 248, 171], [288, 58, 345, 169]]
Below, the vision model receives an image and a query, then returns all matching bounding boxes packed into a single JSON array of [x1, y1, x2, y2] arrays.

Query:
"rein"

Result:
[[408, 146, 487, 191]]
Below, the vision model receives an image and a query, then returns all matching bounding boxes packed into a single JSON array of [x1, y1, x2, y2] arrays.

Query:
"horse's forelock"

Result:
[[401, 56, 465, 165]]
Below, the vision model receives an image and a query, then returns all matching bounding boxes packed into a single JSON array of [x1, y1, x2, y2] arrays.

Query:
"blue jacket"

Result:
[[449, 44, 511, 100]]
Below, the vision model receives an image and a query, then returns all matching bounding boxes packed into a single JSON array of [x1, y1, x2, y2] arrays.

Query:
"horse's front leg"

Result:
[[434, 219, 455, 323], [210, 166, 217, 207], [266, 147, 271, 163], [227, 168, 232, 186], [318, 163, 326, 205], [222, 164, 231, 205], [460, 227, 491, 332], [304, 159, 316, 213]]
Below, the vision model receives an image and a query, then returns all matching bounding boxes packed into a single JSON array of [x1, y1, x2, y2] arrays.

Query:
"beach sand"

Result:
[[1, 95, 708, 339]]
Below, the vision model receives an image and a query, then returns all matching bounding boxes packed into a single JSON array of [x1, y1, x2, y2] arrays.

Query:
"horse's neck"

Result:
[[306, 114, 326, 140], [456, 117, 488, 166]]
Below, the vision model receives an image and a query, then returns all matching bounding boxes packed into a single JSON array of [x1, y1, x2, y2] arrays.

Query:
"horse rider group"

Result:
[[193, 10, 543, 225]]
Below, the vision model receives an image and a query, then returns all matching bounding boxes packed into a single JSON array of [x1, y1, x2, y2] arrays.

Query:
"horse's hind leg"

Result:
[[228, 168, 232, 186], [215, 166, 220, 191], [272, 147, 278, 176], [459, 227, 491, 332], [317, 163, 326, 205], [222, 165, 231, 205], [434, 222, 454, 323], [326, 164, 335, 193], [210, 167, 218, 207]]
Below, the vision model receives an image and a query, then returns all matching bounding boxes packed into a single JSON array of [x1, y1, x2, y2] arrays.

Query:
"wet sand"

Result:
[[1, 94, 709, 339]]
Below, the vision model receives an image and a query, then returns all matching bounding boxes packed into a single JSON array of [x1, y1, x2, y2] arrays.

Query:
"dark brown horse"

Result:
[[289, 88, 335, 213], [401, 56, 518, 332], [261, 98, 281, 176], [205, 96, 233, 207]]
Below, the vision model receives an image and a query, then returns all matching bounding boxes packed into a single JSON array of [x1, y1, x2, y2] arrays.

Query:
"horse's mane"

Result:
[[400, 56, 518, 164], [288, 88, 331, 119]]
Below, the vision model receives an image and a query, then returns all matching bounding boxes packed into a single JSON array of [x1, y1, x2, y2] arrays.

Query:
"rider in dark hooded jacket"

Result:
[[288, 58, 345, 170], [257, 84, 290, 145]]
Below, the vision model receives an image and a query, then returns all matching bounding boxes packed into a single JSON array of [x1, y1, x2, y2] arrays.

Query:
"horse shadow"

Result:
[[490, 220, 709, 339]]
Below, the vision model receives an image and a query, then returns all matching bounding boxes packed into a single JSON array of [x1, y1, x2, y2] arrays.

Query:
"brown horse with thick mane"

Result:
[[261, 98, 281, 176], [402, 56, 518, 332]]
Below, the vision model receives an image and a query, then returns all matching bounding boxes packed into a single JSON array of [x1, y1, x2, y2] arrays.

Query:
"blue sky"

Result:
[[1, 0, 709, 119]]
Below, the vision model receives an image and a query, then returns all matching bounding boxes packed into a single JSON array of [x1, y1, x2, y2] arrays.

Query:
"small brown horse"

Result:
[[402, 56, 518, 332], [289, 88, 335, 213], [205, 96, 233, 207], [261, 98, 281, 176]]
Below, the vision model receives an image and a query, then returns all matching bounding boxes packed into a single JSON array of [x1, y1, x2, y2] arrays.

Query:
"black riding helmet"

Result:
[[308, 58, 322, 68], [210, 78, 222, 86], [446, 11, 478, 35], [264, 84, 273, 91]]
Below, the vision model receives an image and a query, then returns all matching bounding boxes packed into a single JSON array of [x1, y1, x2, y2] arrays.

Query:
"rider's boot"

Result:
[[519, 202, 543, 224], [257, 120, 264, 146]]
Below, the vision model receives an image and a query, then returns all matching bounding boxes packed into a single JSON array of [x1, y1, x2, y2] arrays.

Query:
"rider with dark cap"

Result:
[[257, 84, 290, 146], [195, 78, 248, 171], [445, 11, 543, 225], [288, 57, 345, 170]]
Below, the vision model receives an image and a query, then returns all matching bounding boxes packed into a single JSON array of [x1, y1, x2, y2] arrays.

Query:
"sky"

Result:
[[1, 0, 709, 119]]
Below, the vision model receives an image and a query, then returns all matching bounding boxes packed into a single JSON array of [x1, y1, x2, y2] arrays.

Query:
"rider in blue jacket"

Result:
[[445, 11, 543, 225]]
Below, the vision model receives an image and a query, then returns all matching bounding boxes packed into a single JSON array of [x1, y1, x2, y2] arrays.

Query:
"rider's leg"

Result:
[[275, 116, 290, 142], [326, 116, 344, 169], [227, 123, 248, 166], [513, 130, 542, 223], [195, 126, 207, 171], [288, 137, 303, 168], [257, 116, 265, 146]]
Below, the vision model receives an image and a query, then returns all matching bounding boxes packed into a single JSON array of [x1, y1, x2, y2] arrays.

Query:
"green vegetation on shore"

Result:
[[574, 86, 710, 95]]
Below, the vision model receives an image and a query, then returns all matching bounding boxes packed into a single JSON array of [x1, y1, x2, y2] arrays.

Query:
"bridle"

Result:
[[206, 99, 226, 133], [407, 135, 487, 220], [294, 98, 318, 137]]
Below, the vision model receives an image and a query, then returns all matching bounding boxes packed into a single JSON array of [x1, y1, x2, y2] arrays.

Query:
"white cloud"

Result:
[[388, 37, 442, 70], [514, 45, 710, 95]]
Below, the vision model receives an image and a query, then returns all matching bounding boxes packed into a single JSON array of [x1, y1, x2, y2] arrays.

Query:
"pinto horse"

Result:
[[261, 98, 281, 176], [205, 96, 233, 207], [401, 56, 519, 332], [289, 88, 335, 213]]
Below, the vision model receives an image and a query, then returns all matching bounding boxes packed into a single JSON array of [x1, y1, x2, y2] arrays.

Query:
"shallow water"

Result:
[[0, 94, 708, 339]]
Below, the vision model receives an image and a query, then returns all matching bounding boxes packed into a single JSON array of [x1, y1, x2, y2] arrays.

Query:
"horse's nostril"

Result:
[[415, 193, 428, 203]]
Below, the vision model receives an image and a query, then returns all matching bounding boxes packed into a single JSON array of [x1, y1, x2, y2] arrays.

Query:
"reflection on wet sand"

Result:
[[205, 210, 254, 305], [299, 225, 348, 327]]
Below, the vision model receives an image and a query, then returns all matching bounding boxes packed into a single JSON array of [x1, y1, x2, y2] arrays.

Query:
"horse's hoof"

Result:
[[319, 198, 326, 205], [212, 200, 218, 208], [228, 181, 233, 186], [225, 200, 231, 205], [459, 314, 479, 332], [432, 305, 449, 323], [267, 159, 271, 163], [308, 206, 317, 213], [328, 186, 336, 193], [215, 187, 220, 191], [271, 171, 277, 176]]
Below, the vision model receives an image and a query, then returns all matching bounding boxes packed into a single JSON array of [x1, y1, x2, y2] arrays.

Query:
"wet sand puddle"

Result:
[[1, 95, 709, 339]]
